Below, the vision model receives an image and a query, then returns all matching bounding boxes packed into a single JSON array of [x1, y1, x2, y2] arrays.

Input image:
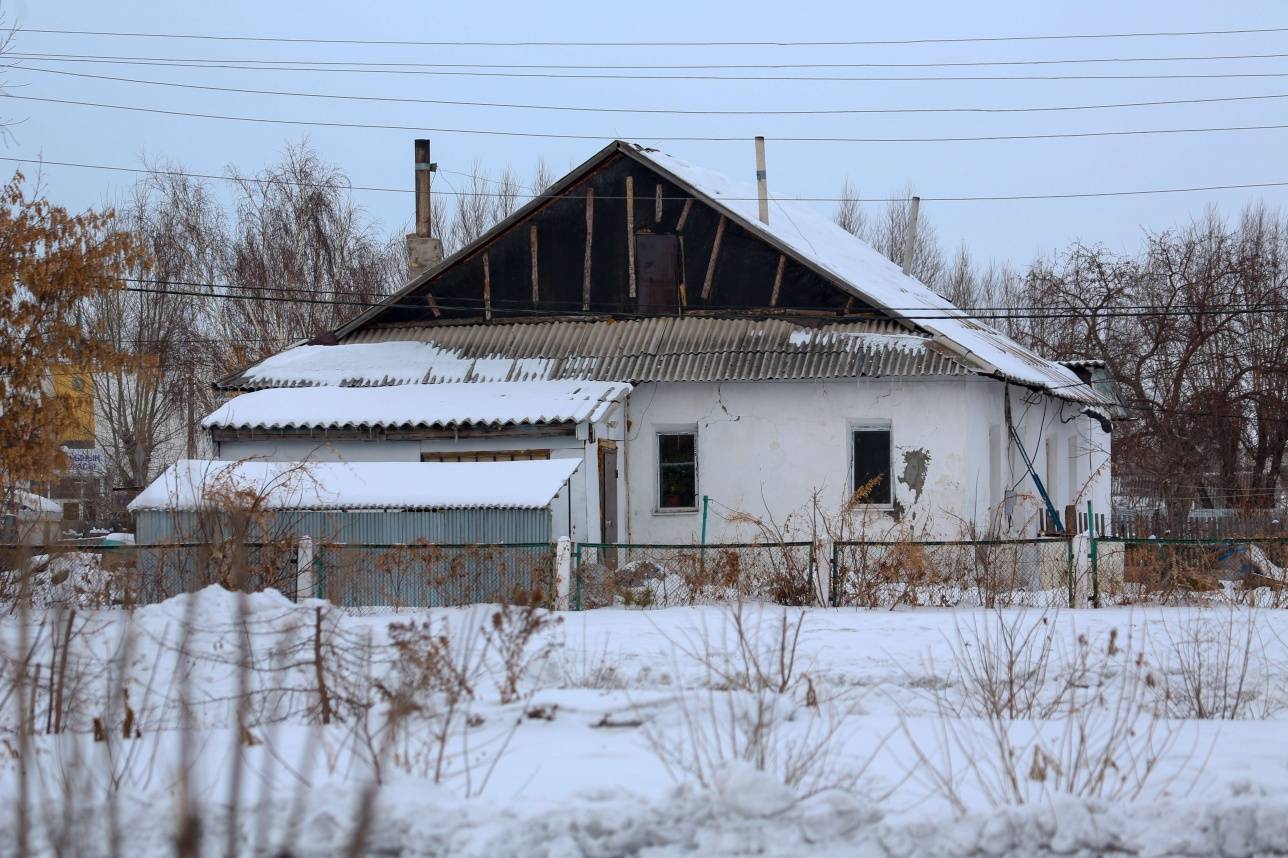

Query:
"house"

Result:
[[185, 140, 1115, 546]]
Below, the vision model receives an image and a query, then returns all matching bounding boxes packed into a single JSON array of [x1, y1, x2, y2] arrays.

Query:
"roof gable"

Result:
[[322, 140, 1098, 402]]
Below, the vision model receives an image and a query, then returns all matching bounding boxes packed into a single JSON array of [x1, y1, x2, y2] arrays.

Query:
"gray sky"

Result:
[[10, 0, 1288, 270]]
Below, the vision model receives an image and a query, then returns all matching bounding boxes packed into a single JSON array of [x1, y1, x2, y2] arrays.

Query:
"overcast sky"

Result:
[[9, 1, 1288, 270]]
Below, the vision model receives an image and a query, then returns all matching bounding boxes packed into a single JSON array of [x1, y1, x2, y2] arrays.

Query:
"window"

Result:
[[657, 431, 697, 510], [852, 426, 892, 506], [421, 449, 551, 463]]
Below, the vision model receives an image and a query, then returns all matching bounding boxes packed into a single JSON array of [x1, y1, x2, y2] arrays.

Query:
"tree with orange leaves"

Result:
[[0, 172, 146, 495]]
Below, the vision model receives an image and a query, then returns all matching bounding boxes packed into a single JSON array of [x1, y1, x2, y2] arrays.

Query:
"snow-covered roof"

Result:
[[203, 380, 629, 432], [624, 144, 1101, 402], [128, 458, 580, 512], [219, 318, 972, 390], [12, 490, 61, 516]]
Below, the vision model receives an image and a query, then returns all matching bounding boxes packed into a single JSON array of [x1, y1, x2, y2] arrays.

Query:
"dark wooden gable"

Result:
[[349, 144, 879, 331]]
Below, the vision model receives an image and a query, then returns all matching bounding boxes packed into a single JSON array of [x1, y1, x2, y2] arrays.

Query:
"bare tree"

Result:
[[1018, 201, 1288, 516], [220, 142, 403, 365], [91, 165, 226, 497], [833, 178, 866, 238]]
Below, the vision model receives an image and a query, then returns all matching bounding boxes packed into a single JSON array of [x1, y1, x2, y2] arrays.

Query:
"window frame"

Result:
[[848, 421, 894, 509], [655, 426, 699, 513]]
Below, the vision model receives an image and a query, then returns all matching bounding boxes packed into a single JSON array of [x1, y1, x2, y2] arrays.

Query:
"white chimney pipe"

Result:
[[900, 195, 921, 275], [754, 136, 769, 225]]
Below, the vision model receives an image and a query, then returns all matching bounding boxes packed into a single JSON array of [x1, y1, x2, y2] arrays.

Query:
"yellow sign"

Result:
[[53, 370, 95, 445]]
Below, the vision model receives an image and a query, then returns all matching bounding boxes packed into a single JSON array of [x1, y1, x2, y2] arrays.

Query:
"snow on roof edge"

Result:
[[128, 459, 581, 513]]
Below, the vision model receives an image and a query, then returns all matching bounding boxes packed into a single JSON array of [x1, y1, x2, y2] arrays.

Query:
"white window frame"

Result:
[[848, 420, 894, 509], [655, 425, 699, 514]]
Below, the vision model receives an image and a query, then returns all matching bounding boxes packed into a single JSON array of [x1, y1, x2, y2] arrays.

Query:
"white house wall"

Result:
[[210, 382, 1110, 546], [619, 379, 1111, 544]]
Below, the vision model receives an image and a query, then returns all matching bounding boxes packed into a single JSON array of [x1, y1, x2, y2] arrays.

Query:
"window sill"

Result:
[[653, 507, 699, 515]]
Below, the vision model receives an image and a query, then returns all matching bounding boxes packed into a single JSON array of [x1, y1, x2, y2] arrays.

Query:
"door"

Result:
[[598, 440, 619, 567], [635, 233, 680, 313]]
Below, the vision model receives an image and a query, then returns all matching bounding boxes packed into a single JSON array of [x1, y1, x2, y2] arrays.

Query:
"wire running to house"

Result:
[[14, 94, 1288, 143], [19, 24, 1288, 47], [21, 65, 1288, 117], [7, 155, 1288, 205]]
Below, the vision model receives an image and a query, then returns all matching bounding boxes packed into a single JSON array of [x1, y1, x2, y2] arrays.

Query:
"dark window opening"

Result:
[[421, 449, 551, 463], [852, 428, 891, 505], [658, 431, 697, 509], [636, 233, 680, 314]]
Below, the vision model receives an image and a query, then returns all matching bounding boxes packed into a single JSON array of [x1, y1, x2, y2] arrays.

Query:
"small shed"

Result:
[[3, 490, 62, 546], [128, 458, 581, 605], [129, 458, 581, 544]]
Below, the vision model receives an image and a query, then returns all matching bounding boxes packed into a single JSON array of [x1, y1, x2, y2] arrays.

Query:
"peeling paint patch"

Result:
[[898, 449, 932, 504]]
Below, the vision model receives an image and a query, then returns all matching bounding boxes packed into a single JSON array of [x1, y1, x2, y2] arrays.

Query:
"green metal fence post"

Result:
[[829, 541, 839, 608], [573, 542, 583, 611], [1088, 500, 1100, 608], [1065, 536, 1075, 609]]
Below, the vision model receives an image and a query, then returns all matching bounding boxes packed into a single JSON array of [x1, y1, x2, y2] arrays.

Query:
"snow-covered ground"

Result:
[[3, 588, 1288, 856]]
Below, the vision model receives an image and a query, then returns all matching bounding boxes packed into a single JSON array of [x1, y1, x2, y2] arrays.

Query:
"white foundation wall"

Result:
[[620, 379, 1112, 544]]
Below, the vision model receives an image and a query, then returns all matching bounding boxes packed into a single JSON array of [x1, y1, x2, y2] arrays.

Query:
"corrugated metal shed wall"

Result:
[[136, 507, 552, 546]]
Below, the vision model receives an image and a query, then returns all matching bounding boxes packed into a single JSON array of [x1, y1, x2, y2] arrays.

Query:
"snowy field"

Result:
[[3, 588, 1288, 856]]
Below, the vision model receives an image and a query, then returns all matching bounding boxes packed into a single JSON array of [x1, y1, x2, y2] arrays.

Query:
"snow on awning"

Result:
[[203, 380, 630, 432], [128, 458, 581, 512]]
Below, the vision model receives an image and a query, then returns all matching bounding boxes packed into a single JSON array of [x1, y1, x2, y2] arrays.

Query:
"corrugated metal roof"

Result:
[[129, 459, 581, 512], [219, 317, 972, 390], [203, 380, 629, 432]]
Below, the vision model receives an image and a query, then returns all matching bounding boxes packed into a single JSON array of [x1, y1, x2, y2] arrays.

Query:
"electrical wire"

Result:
[[111, 277, 1288, 322], [25, 65, 1288, 117], [15, 53, 1288, 82], [10, 154, 1288, 204], [14, 93, 1288, 143], [19, 25, 1288, 47], [14, 49, 1288, 70]]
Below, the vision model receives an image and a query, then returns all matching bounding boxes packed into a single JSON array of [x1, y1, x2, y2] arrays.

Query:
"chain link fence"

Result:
[[829, 538, 1104, 609], [1102, 537, 1288, 605], [572, 542, 817, 609]]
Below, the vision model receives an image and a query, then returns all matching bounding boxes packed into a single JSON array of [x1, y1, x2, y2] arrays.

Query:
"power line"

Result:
[[8, 155, 1288, 205], [23, 64, 1288, 118], [15, 53, 1288, 82], [19, 25, 1288, 47], [14, 49, 1288, 70], [14, 93, 1288, 143], [113, 277, 1288, 322]]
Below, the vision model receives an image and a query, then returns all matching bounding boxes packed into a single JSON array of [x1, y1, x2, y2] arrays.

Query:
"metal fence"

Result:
[[316, 543, 556, 608], [6, 534, 1287, 611], [572, 541, 817, 609], [1103, 536, 1288, 604], [830, 538, 1107, 609]]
